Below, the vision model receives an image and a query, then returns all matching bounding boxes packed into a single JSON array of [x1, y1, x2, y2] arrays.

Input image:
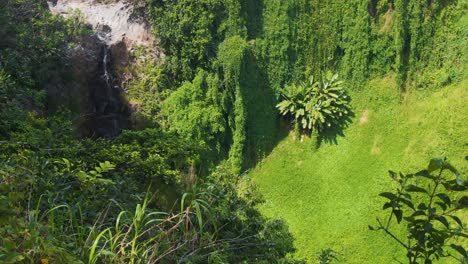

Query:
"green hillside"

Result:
[[1, 0, 466, 263], [250, 77, 468, 262]]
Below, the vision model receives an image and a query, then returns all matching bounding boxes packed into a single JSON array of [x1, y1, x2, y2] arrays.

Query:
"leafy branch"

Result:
[[370, 158, 467, 264]]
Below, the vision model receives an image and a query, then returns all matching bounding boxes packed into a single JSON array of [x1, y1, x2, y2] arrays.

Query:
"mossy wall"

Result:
[[150, 0, 466, 173]]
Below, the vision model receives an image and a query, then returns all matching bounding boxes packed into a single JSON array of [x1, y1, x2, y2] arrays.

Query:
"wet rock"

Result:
[[46, 34, 130, 138], [45, 34, 101, 115], [45, 0, 162, 138], [47, 0, 155, 46]]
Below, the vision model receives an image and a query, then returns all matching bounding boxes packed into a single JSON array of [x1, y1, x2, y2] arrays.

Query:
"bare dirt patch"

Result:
[[360, 109, 369, 125]]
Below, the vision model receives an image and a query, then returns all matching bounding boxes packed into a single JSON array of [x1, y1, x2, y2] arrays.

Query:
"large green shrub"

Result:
[[86, 165, 298, 263], [161, 70, 225, 144], [276, 72, 351, 137], [0, 132, 298, 263]]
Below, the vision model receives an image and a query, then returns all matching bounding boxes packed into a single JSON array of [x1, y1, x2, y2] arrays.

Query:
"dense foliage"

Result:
[[147, 0, 466, 172], [371, 158, 467, 263], [86, 166, 297, 263], [1, 0, 466, 262], [0, 1, 297, 263], [276, 72, 351, 138], [0, 0, 87, 138], [0, 131, 298, 263], [148, 0, 466, 89]]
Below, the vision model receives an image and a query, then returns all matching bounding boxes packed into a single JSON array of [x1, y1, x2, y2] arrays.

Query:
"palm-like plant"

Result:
[[276, 71, 350, 136], [276, 82, 310, 134]]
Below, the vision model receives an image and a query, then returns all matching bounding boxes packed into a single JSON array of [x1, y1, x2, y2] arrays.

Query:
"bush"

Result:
[[276, 71, 351, 137]]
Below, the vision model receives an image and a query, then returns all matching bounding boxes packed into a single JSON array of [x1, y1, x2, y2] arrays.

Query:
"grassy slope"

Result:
[[249, 76, 468, 263]]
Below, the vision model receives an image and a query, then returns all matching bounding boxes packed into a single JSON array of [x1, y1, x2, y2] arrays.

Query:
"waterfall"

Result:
[[46, 0, 152, 138], [69, 22, 133, 137], [102, 45, 111, 89]]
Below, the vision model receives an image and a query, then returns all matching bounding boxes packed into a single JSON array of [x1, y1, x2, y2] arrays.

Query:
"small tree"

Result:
[[276, 71, 350, 140], [370, 158, 467, 263]]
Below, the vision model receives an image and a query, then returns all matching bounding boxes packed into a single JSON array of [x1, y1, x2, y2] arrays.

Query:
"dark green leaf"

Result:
[[436, 193, 451, 207], [457, 196, 468, 209], [435, 216, 449, 229], [388, 170, 397, 180], [424, 223, 433, 231], [441, 162, 464, 185], [406, 184, 428, 194], [448, 215, 463, 228], [443, 180, 467, 191], [410, 211, 426, 218], [403, 216, 414, 222], [428, 158, 444, 173], [415, 170, 433, 179], [442, 162, 460, 176], [455, 176, 464, 186], [413, 219, 427, 226], [404, 172, 414, 179], [442, 182, 453, 191], [435, 201, 447, 211], [383, 202, 393, 210], [379, 192, 398, 201], [417, 231, 426, 245], [399, 198, 415, 210], [394, 209, 403, 224], [450, 244, 467, 258]]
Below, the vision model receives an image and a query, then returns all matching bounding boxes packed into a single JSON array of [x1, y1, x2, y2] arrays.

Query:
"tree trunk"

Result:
[[311, 129, 319, 149], [294, 119, 300, 141]]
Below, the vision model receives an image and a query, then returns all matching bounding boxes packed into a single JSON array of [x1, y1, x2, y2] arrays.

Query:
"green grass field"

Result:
[[249, 76, 468, 263]]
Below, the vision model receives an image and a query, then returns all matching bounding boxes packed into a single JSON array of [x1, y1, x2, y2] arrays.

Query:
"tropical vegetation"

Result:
[[371, 158, 467, 263], [0, 0, 467, 263], [276, 72, 350, 138]]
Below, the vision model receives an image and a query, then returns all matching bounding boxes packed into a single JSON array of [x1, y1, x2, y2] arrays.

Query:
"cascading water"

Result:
[[97, 25, 113, 109], [95, 44, 121, 137], [102, 46, 111, 89], [46, 0, 157, 138], [101, 47, 119, 136], [75, 36, 129, 138], [93, 44, 112, 114], [97, 27, 113, 109]]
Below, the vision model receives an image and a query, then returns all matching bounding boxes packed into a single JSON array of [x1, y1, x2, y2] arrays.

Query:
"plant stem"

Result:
[[377, 219, 409, 249]]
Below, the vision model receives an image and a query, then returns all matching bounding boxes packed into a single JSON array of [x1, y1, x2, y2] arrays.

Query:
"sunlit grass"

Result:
[[249, 77, 468, 263]]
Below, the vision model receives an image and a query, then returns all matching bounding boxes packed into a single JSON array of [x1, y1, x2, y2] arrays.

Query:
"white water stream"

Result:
[[102, 46, 110, 87]]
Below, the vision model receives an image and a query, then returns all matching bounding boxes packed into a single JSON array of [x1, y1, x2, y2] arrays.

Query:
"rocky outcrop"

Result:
[[45, 0, 162, 138], [48, 0, 154, 46]]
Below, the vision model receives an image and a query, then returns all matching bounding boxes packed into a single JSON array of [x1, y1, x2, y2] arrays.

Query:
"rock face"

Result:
[[45, 0, 161, 138], [48, 0, 154, 46]]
